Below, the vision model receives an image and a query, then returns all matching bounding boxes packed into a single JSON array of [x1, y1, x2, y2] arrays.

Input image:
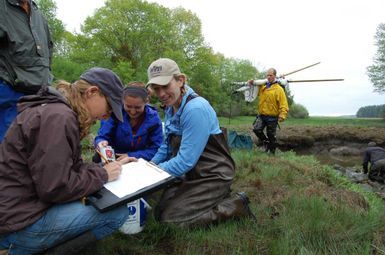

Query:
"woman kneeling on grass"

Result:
[[93, 81, 163, 163], [146, 58, 254, 228], [0, 67, 135, 254]]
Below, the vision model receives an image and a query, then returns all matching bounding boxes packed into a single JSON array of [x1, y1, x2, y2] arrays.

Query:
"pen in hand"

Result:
[[95, 148, 109, 164], [103, 161, 122, 182]]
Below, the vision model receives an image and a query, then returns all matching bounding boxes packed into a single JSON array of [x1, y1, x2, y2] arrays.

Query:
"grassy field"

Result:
[[219, 116, 385, 128], [80, 116, 385, 255]]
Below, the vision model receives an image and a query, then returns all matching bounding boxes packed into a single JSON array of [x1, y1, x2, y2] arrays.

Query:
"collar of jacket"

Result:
[[7, 0, 33, 8], [266, 80, 278, 88]]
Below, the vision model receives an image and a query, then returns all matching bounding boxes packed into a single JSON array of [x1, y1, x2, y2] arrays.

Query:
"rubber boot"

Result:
[[267, 141, 276, 155], [263, 140, 270, 152], [179, 192, 255, 228], [236, 192, 257, 222], [43, 231, 97, 255]]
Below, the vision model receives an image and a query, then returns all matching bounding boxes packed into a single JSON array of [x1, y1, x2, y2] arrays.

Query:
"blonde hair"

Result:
[[174, 73, 187, 95], [56, 79, 95, 140]]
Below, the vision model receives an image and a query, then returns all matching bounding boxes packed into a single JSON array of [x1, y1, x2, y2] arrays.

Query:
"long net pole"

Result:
[[288, 79, 344, 83], [281, 62, 321, 77]]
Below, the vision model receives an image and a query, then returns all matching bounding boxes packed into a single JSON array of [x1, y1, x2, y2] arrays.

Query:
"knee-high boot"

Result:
[[179, 192, 255, 228]]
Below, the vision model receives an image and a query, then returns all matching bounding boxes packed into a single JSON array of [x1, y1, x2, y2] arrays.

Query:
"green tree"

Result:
[[288, 103, 309, 119], [356, 104, 385, 118], [65, 0, 251, 112], [70, 0, 181, 83], [50, 0, 261, 116], [216, 57, 257, 116], [35, 0, 65, 48], [367, 23, 385, 93]]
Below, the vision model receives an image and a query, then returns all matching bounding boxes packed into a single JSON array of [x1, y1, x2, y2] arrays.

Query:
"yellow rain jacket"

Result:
[[257, 83, 289, 120]]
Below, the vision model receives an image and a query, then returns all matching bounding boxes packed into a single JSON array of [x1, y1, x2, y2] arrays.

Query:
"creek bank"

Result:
[[275, 125, 385, 149], [333, 165, 385, 201], [276, 125, 385, 199]]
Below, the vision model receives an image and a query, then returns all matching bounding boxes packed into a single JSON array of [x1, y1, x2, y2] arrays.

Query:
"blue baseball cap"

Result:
[[80, 67, 124, 122]]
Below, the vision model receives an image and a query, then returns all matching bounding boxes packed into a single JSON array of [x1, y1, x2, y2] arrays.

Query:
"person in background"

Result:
[[146, 58, 253, 228], [0, 0, 53, 143], [93, 81, 163, 162], [362, 141, 385, 182], [0, 67, 135, 254], [248, 68, 289, 154]]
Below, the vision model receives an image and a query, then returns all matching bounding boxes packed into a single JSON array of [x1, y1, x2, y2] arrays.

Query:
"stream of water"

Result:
[[292, 149, 362, 168]]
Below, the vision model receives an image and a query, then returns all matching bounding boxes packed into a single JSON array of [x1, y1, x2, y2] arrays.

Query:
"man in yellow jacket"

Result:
[[248, 68, 289, 154]]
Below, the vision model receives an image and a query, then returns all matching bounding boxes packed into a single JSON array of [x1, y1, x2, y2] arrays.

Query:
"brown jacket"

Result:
[[0, 87, 107, 234]]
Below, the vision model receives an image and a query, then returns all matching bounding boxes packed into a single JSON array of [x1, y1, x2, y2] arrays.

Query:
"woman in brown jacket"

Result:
[[0, 67, 134, 254]]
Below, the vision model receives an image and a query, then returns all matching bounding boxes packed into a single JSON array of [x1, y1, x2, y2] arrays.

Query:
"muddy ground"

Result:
[[276, 125, 385, 148]]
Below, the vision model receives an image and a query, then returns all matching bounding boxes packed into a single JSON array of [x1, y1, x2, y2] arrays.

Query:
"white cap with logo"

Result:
[[146, 58, 181, 87]]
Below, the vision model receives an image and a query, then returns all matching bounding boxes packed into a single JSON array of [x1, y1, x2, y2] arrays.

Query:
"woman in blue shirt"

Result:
[[94, 82, 163, 162], [146, 58, 251, 228]]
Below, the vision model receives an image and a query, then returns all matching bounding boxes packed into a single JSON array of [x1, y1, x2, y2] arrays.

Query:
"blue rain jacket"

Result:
[[95, 105, 163, 161], [151, 86, 222, 176]]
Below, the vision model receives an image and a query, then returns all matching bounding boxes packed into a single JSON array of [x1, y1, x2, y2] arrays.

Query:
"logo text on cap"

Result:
[[150, 65, 162, 74]]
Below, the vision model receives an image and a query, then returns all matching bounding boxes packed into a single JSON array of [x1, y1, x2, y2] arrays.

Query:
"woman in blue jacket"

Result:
[[94, 82, 163, 162], [146, 58, 252, 228]]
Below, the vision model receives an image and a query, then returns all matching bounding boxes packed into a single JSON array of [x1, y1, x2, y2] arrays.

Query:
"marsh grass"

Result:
[[81, 148, 385, 255], [219, 116, 385, 128]]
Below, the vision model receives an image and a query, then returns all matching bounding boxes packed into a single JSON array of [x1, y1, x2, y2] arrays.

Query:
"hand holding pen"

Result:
[[103, 161, 123, 182], [95, 148, 121, 182]]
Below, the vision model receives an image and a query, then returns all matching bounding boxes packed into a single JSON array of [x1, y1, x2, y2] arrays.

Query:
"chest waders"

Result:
[[154, 95, 251, 227]]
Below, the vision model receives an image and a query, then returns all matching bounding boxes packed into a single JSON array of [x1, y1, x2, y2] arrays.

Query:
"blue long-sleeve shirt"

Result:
[[151, 86, 221, 176], [94, 105, 163, 161]]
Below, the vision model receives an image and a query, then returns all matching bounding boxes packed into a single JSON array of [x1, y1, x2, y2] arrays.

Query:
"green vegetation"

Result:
[[282, 116, 385, 127], [37, 0, 260, 116], [288, 103, 309, 119], [356, 104, 385, 118], [367, 22, 385, 93], [38, 0, 385, 121], [77, 116, 385, 254], [219, 116, 385, 133], [34, 0, 385, 251], [37, 0, 311, 118], [82, 149, 385, 254]]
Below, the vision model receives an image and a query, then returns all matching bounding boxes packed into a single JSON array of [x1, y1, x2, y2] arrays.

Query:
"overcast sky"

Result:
[[55, 0, 385, 116]]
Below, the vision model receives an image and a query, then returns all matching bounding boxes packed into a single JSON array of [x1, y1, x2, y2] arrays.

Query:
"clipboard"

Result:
[[87, 159, 176, 212]]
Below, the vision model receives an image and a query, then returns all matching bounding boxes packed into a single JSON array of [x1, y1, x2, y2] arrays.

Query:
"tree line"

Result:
[[38, 0, 265, 117], [39, 0, 385, 119], [356, 104, 385, 118]]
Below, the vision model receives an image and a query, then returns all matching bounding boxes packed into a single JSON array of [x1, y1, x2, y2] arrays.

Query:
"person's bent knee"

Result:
[[91, 205, 130, 240]]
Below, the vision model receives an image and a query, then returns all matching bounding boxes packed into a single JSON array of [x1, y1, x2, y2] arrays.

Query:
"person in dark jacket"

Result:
[[94, 81, 163, 162], [146, 58, 253, 228], [0, 0, 53, 143], [0, 67, 135, 254], [362, 141, 385, 182]]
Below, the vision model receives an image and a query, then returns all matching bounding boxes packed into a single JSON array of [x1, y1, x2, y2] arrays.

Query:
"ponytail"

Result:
[[56, 80, 94, 140]]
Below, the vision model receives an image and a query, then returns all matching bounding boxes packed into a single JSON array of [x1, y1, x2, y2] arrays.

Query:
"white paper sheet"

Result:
[[103, 158, 172, 198]]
